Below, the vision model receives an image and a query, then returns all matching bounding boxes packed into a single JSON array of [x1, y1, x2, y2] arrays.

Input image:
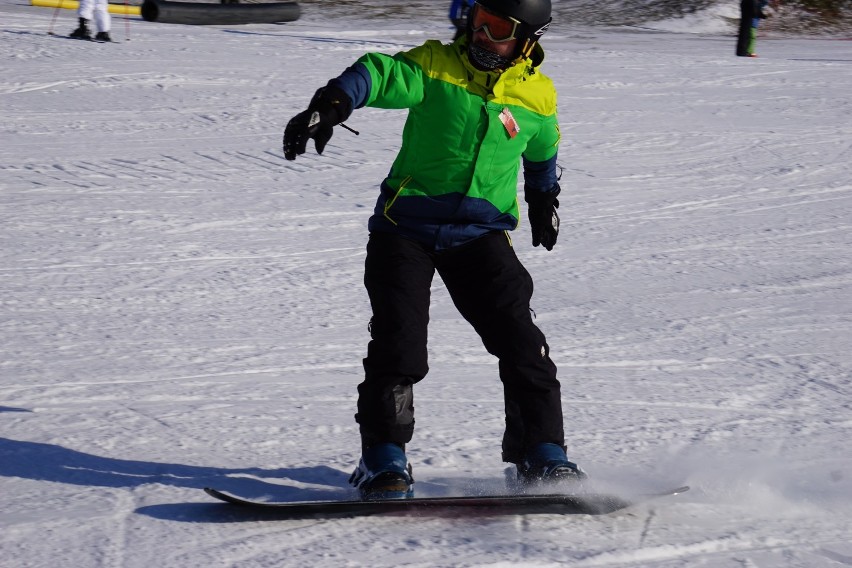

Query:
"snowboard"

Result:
[[203, 485, 689, 518]]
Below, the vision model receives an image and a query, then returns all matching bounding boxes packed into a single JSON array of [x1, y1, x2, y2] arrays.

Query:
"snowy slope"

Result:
[[2, 2, 852, 567]]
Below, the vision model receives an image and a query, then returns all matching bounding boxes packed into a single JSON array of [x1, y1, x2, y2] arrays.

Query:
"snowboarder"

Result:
[[283, 0, 585, 499], [69, 0, 112, 42]]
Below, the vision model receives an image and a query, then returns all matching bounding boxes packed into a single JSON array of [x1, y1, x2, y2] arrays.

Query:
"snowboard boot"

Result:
[[516, 443, 587, 484], [69, 18, 92, 40], [348, 443, 414, 500], [94, 31, 113, 42]]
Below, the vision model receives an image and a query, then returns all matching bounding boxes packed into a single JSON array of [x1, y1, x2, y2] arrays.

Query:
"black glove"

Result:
[[283, 86, 353, 161], [525, 184, 560, 251]]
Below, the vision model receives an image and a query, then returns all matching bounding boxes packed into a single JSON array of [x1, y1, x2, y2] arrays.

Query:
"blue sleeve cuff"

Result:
[[328, 62, 372, 110], [522, 154, 559, 191]]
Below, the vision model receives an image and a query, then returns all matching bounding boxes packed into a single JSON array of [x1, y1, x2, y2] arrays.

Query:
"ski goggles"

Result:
[[470, 4, 522, 43]]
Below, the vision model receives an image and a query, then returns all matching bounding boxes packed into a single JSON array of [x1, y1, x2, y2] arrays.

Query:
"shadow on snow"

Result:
[[0, 437, 354, 522]]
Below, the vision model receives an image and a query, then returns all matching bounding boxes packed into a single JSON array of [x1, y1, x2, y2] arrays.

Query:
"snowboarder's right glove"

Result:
[[283, 85, 353, 161], [525, 184, 561, 251]]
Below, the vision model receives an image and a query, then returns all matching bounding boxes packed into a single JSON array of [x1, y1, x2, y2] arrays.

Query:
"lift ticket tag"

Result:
[[499, 107, 520, 138]]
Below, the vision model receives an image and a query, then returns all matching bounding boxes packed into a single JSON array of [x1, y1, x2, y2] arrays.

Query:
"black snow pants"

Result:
[[736, 0, 757, 56], [356, 231, 565, 464]]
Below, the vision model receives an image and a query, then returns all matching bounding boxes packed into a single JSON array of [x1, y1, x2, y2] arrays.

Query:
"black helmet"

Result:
[[477, 0, 552, 33], [467, 0, 552, 68]]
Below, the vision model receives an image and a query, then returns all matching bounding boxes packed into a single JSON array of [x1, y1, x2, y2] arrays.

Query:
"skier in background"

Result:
[[749, 1, 772, 56], [737, 0, 772, 57], [449, 0, 476, 40], [283, 0, 586, 499], [69, 0, 112, 42]]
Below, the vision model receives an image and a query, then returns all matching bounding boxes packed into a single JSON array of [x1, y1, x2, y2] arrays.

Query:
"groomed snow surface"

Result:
[[2, 2, 851, 567]]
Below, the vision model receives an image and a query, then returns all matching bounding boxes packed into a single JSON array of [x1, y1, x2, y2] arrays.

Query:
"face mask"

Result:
[[467, 42, 513, 71]]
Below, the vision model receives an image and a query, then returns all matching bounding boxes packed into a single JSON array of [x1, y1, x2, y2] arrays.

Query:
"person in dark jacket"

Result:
[[283, 0, 585, 500], [737, 0, 771, 57], [449, 0, 476, 40]]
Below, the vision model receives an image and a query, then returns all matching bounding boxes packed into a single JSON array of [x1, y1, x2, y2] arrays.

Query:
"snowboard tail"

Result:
[[203, 485, 689, 518]]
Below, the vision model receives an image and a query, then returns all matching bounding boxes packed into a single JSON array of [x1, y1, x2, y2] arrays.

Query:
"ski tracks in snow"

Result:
[[2, 6, 852, 567]]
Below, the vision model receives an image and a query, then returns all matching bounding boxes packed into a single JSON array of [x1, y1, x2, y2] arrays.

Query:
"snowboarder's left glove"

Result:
[[283, 86, 353, 161], [525, 184, 561, 251]]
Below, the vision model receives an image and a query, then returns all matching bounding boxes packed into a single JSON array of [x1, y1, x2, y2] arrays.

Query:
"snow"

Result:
[[643, 3, 742, 35], [2, 2, 852, 567]]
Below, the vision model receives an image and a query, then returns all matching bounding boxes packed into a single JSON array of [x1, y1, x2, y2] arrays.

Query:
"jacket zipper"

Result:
[[383, 175, 412, 226]]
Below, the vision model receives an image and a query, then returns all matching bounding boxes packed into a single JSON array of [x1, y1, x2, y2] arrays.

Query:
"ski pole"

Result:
[[124, 0, 131, 41], [47, 1, 63, 35]]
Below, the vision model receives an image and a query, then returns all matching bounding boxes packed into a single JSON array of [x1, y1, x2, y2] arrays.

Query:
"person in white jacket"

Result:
[[69, 0, 112, 42]]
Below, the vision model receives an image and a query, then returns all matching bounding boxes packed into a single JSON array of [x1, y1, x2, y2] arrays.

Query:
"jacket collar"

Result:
[[455, 38, 546, 89]]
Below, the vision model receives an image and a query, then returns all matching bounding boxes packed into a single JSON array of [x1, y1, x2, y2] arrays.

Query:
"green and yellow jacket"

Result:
[[329, 37, 561, 250]]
